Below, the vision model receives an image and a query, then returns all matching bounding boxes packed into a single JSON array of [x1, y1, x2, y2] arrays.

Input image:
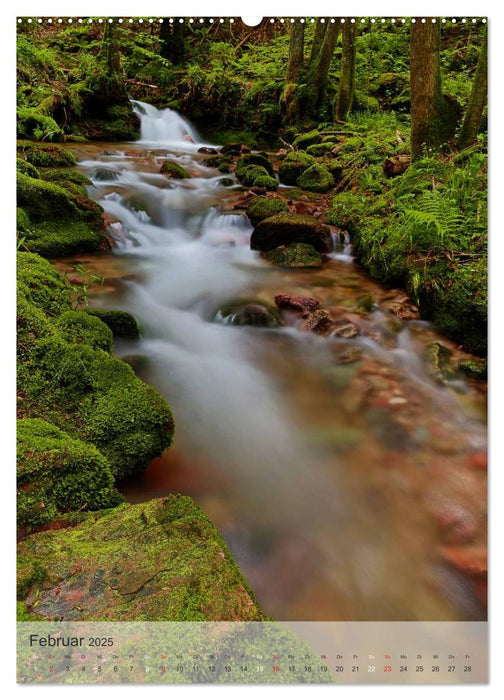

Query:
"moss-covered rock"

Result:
[[278, 151, 315, 186], [250, 213, 333, 253], [160, 161, 191, 179], [237, 165, 270, 187], [17, 141, 77, 167], [221, 303, 282, 328], [41, 168, 93, 189], [85, 309, 140, 340], [246, 197, 289, 227], [306, 142, 338, 157], [253, 175, 278, 191], [17, 418, 122, 532], [56, 310, 114, 352], [263, 243, 323, 268], [17, 172, 106, 258], [458, 358, 487, 379], [17, 253, 174, 480], [17, 208, 30, 233], [278, 160, 306, 186], [292, 130, 322, 150], [17, 109, 65, 142], [16, 157, 40, 179], [17, 495, 265, 621], [296, 164, 335, 193], [236, 154, 274, 177]]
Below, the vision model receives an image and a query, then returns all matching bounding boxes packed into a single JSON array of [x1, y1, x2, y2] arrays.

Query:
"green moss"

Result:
[[17, 252, 72, 316], [277, 162, 301, 186], [41, 168, 93, 188], [160, 161, 191, 179], [263, 243, 323, 268], [285, 150, 315, 166], [16, 157, 40, 179], [17, 253, 175, 480], [17, 141, 76, 167], [17, 109, 64, 142], [17, 172, 105, 258], [296, 164, 334, 193], [458, 358, 487, 379], [306, 142, 337, 157], [236, 154, 274, 176], [237, 165, 270, 187], [23, 221, 105, 258], [17, 207, 30, 233], [17, 418, 123, 531], [254, 175, 278, 191], [292, 129, 322, 150], [85, 309, 140, 340], [56, 310, 114, 352], [246, 197, 288, 226], [17, 496, 265, 621]]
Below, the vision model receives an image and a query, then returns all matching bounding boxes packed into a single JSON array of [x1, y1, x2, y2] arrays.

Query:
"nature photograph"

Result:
[[16, 15, 487, 642]]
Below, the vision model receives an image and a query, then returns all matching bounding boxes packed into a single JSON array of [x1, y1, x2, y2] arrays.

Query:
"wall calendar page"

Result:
[[15, 12, 488, 686]]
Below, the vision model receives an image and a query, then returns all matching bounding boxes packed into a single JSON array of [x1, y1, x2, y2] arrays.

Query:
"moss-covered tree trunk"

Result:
[[335, 21, 357, 121], [305, 20, 341, 115], [281, 21, 305, 124], [159, 18, 186, 65], [410, 21, 452, 158], [457, 25, 488, 149], [308, 18, 327, 68], [91, 22, 129, 107]]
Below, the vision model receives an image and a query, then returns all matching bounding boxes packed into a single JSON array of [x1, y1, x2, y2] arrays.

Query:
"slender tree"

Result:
[[457, 25, 488, 149], [281, 21, 305, 124], [306, 20, 341, 113], [410, 20, 454, 158], [335, 21, 358, 121], [159, 18, 186, 65], [308, 18, 327, 68]]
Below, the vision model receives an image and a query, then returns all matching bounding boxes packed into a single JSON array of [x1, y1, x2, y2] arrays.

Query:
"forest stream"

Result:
[[55, 102, 487, 623]]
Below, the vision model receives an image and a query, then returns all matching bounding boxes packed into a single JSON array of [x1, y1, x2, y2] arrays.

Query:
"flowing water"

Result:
[[63, 102, 487, 622]]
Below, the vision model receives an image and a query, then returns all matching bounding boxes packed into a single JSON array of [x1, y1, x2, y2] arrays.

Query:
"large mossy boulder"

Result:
[[17, 418, 123, 532], [278, 151, 315, 186], [236, 154, 274, 177], [250, 213, 333, 253], [17, 253, 174, 481], [17, 141, 77, 167], [292, 130, 322, 150], [296, 163, 335, 193], [17, 495, 265, 621], [263, 243, 323, 268], [246, 197, 289, 226], [16, 167, 106, 258]]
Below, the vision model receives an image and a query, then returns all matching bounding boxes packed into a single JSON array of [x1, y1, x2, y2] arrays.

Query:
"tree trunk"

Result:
[[457, 26, 488, 149], [159, 19, 186, 65], [335, 21, 357, 121], [308, 18, 327, 68], [281, 22, 305, 124], [92, 22, 129, 106], [306, 20, 341, 114], [410, 21, 453, 158]]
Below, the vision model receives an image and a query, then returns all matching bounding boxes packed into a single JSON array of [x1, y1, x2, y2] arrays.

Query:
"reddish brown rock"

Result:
[[300, 309, 333, 334], [274, 294, 321, 316], [436, 505, 477, 545]]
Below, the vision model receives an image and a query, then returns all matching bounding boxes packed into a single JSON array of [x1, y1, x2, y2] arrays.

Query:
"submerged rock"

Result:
[[17, 495, 265, 621], [300, 309, 333, 333], [250, 213, 332, 253], [160, 161, 190, 179], [218, 302, 281, 328], [197, 146, 218, 154], [263, 243, 323, 268], [274, 294, 321, 316]]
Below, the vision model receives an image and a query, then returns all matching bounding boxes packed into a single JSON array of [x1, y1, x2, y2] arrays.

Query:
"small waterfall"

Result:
[[131, 99, 208, 150]]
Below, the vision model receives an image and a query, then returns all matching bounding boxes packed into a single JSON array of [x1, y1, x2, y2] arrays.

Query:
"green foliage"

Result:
[[63, 264, 104, 309], [17, 108, 64, 142]]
